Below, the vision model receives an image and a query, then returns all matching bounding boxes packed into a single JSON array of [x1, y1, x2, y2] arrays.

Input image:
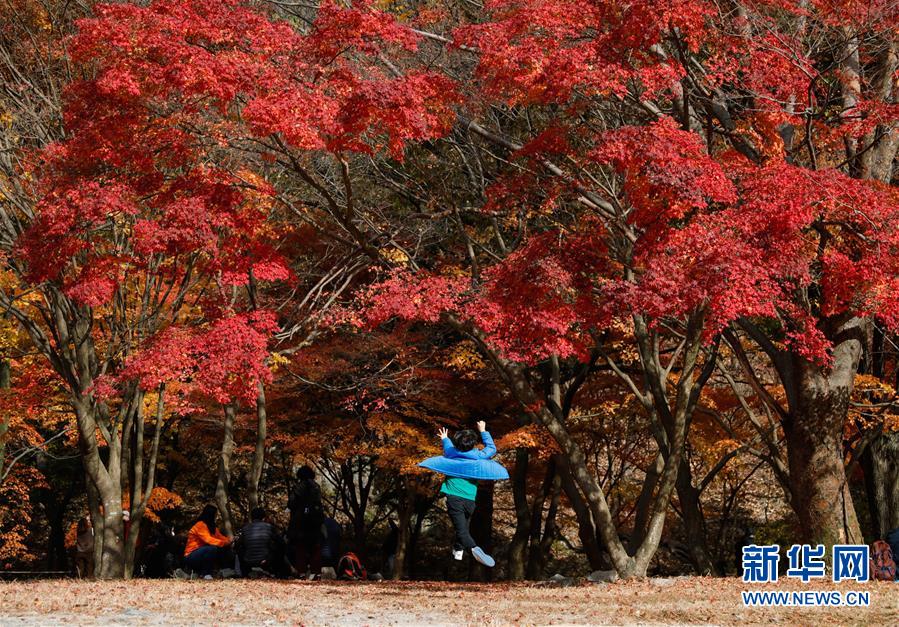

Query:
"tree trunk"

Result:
[[408, 494, 433, 579], [391, 481, 414, 581], [336, 457, 376, 557], [783, 328, 864, 546], [508, 449, 531, 581], [676, 460, 717, 575], [85, 475, 104, 575], [125, 387, 166, 577], [123, 390, 145, 578], [862, 431, 899, 538], [527, 466, 561, 579], [0, 359, 8, 479], [247, 383, 267, 511], [630, 454, 663, 552], [468, 481, 494, 582], [557, 459, 606, 570], [0, 420, 6, 483], [97, 503, 125, 578], [215, 403, 237, 536], [119, 400, 135, 497], [74, 399, 125, 579]]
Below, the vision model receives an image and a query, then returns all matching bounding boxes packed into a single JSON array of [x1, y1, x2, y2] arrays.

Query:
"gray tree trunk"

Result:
[[862, 432, 899, 538], [215, 403, 237, 536], [508, 449, 531, 580], [783, 321, 864, 545], [247, 383, 267, 511]]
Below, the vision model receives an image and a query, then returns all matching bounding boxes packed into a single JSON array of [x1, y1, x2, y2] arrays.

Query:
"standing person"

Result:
[[235, 507, 288, 578], [288, 465, 324, 579], [74, 516, 94, 578], [382, 519, 399, 578], [320, 516, 342, 571], [432, 421, 499, 568], [183, 504, 232, 579]]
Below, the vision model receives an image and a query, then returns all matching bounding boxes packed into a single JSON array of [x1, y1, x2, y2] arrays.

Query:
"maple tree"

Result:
[[521, 0, 895, 553], [690, 0, 899, 548], [349, 0, 899, 576], [0, 0, 457, 578]]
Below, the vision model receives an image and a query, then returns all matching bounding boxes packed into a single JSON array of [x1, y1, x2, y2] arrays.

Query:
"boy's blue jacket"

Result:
[[419, 430, 509, 480], [442, 431, 496, 459]]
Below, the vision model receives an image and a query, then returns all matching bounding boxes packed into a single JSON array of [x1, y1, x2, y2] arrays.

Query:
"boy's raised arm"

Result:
[[439, 427, 461, 458], [477, 421, 497, 459]]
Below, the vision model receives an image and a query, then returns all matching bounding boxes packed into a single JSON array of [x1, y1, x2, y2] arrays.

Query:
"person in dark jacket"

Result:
[[235, 507, 287, 578], [288, 465, 325, 578], [382, 518, 399, 578], [140, 522, 179, 578], [320, 516, 342, 569]]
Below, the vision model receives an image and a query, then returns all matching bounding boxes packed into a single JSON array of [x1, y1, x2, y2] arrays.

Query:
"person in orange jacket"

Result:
[[183, 504, 232, 579]]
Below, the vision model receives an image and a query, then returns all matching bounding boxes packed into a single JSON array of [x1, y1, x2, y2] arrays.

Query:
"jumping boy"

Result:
[[436, 421, 497, 567]]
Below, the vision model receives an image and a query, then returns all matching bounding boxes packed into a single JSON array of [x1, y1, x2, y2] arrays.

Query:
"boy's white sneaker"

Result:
[[452, 549, 464, 561], [471, 546, 495, 568]]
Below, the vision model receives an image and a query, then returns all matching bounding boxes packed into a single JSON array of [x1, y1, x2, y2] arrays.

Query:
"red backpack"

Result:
[[337, 552, 367, 581], [871, 540, 897, 581]]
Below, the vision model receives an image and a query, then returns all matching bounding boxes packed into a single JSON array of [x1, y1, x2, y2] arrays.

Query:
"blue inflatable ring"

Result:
[[418, 456, 510, 480]]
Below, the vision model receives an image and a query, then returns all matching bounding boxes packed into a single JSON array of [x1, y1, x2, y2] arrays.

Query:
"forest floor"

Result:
[[0, 577, 896, 625]]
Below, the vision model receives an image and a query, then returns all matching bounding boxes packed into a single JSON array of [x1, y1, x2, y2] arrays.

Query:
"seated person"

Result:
[[183, 504, 232, 579], [141, 522, 179, 578], [235, 507, 288, 578]]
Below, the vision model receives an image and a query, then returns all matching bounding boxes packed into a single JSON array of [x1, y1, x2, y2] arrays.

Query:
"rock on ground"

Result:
[[586, 569, 619, 583]]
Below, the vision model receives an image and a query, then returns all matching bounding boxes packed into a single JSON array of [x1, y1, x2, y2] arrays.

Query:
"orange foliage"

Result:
[[0, 466, 44, 567], [122, 487, 184, 524]]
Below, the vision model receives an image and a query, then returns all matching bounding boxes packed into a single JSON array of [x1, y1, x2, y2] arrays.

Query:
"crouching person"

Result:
[[236, 507, 289, 578], [183, 504, 232, 579]]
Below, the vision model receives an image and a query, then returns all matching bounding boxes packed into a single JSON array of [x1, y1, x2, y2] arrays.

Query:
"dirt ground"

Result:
[[0, 577, 896, 625]]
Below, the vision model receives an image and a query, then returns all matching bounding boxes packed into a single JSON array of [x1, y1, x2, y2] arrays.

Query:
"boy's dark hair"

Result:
[[452, 429, 479, 452], [297, 465, 315, 481], [251, 507, 266, 521]]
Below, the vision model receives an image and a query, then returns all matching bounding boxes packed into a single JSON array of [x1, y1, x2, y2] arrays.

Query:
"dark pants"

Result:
[[294, 542, 322, 576], [74, 550, 93, 578], [445, 495, 477, 551], [240, 549, 290, 579], [184, 545, 229, 577]]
